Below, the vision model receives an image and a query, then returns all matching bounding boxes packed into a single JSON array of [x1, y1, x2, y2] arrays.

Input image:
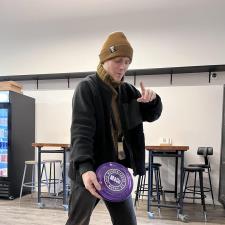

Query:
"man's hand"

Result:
[[137, 81, 156, 103], [82, 171, 102, 199]]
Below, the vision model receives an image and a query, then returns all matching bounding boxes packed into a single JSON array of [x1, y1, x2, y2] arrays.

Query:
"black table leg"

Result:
[[63, 148, 67, 206], [178, 151, 184, 214], [38, 147, 41, 205], [147, 151, 154, 217], [175, 152, 178, 199]]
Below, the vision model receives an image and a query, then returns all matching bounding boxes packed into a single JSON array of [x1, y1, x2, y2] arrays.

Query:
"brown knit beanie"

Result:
[[99, 32, 133, 63]]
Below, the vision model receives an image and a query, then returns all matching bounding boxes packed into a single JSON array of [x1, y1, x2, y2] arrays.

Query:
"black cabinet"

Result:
[[0, 91, 35, 199]]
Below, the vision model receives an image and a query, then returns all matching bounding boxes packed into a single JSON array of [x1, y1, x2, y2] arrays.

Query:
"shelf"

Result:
[[0, 64, 225, 82]]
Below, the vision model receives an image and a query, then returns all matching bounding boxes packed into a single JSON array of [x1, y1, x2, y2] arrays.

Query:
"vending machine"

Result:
[[0, 108, 8, 177], [0, 91, 35, 199]]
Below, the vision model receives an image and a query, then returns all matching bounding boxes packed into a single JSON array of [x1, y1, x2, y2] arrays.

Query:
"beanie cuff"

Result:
[[99, 44, 133, 63]]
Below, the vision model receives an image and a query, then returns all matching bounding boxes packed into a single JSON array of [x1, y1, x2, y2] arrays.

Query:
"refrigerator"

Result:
[[0, 91, 35, 199]]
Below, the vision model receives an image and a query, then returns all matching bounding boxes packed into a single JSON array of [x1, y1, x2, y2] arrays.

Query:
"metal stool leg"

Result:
[[56, 162, 64, 196], [207, 167, 215, 207], [193, 171, 197, 203], [32, 163, 36, 193], [45, 161, 61, 195], [158, 169, 165, 202], [42, 163, 50, 194], [154, 168, 161, 215], [49, 162, 52, 193], [183, 171, 189, 197], [19, 164, 27, 202], [139, 175, 145, 200], [134, 175, 141, 207], [53, 162, 56, 194], [199, 170, 207, 221], [141, 174, 146, 199]]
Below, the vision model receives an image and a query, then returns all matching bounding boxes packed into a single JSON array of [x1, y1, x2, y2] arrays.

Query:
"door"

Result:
[[0, 104, 9, 180]]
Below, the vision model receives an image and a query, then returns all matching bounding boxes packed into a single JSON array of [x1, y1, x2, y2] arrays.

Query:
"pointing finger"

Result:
[[140, 81, 145, 94]]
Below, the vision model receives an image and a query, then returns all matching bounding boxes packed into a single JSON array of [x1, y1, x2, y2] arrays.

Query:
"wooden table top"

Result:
[[145, 145, 189, 152], [32, 143, 70, 148]]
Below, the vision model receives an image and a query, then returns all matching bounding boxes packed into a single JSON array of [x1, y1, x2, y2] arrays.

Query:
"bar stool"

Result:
[[182, 166, 207, 221], [134, 163, 163, 207], [59, 161, 71, 197], [42, 159, 62, 195], [19, 160, 49, 201], [188, 147, 214, 206]]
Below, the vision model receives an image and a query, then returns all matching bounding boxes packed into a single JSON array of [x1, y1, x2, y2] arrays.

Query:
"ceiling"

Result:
[[1, 0, 183, 23], [1, 0, 223, 34]]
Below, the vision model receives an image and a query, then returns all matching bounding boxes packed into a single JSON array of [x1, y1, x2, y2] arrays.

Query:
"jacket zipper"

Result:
[[118, 87, 137, 174]]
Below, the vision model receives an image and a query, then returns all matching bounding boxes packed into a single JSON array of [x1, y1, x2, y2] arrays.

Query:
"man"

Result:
[[66, 32, 162, 225]]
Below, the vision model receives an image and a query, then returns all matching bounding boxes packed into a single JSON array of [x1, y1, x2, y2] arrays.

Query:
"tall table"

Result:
[[32, 143, 70, 210], [145, 145, 189, 221]]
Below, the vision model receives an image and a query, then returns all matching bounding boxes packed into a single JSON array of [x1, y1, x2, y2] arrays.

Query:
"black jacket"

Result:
[[69, 74, 162, 179]]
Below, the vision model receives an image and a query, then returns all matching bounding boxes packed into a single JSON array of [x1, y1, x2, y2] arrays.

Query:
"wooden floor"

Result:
[[0, 194, 224, 225]]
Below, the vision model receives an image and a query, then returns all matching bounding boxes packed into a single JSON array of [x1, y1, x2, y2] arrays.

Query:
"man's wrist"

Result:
[[79, 161, 94, 176]]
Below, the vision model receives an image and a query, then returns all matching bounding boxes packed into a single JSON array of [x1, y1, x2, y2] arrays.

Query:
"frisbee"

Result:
[[96, 162, 133, 202]]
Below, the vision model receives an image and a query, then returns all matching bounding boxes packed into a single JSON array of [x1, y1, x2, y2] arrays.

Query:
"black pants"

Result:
[[65, 179, 137, 225]]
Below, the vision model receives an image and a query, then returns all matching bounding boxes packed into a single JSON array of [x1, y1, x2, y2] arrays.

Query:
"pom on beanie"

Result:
[[99, 32, 133, 63]]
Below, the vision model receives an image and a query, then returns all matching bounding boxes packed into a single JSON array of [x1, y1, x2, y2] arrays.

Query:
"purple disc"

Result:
[[96, 162, 133, 202]]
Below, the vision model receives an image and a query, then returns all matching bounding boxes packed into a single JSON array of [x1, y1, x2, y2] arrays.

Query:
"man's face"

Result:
[[103, 57, 131, 82]]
